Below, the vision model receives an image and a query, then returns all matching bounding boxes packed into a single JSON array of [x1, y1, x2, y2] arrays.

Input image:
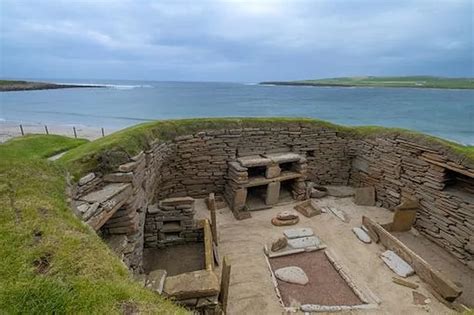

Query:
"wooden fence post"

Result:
[[101, 127, 105, 137], [44, 125, 49, 135], [19, 124, 24, 136], [73, 126, 77, 138]]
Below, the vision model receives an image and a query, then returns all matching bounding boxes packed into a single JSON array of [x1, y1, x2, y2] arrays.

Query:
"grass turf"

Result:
[[0, 135, 186, 314]]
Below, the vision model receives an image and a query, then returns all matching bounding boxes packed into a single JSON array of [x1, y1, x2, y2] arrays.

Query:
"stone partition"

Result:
[[70, 122, 473, 272]]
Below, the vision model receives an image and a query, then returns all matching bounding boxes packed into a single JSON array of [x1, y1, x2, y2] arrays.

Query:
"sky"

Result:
[[0, 0, 472, 82]]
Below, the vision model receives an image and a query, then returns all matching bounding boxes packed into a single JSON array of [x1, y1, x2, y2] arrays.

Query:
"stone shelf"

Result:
[[244, 171, 303, 188]]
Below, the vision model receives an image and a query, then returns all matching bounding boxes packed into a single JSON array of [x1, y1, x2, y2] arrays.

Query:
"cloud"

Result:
[[0, 0, 472, 81]]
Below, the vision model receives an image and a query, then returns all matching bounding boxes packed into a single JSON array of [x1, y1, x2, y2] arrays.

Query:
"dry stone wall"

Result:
[[349, 135, 474, 268], [70, 122, 473, 271]]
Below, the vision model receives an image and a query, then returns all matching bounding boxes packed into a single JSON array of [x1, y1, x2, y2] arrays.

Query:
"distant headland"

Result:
[[0, 80, 106, 92], [260, 76, 474, 89]]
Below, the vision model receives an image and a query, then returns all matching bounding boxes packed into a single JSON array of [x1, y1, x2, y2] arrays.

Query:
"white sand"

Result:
[[0, 122, 119, 143]]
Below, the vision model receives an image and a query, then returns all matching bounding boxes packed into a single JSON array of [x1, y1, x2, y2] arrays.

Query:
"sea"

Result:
[[1, 79, 473, 145]]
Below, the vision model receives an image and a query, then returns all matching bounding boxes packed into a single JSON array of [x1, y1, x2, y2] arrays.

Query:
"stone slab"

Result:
[[352, 227, 371, 244], [287, 236, 322, 249], [80, 183, 131, 204], [146, 269, 167, 294], [266, 182, 280, 205], [284, 228, 314, 239], [265, 152, 302, 164], [163, 270, 219, 300], [274, 266, 309, 285], [381, 250, 415, 277], [237, 155, 271, 167], [354, 186, 376, 206]]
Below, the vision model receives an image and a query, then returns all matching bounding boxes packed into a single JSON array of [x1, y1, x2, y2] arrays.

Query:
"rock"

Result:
[[163, 270, 219, 300], [271, 237, 288, 252], [284, 228, 314, 239], [78, 172, 95, 186], [146, 269, 167, 294], [352, 227, 371, 244], [288, 236, 321, 249], [277, 210, 299, 221], [274, 266, 309, 285], [310, 186, 328, 198], [354, 187, 376, 206], [328, 207, 350, 223], [380, 250, 415, 277], [326, 186, 355, 198], [104, 172, 134, 183], [412, 291, 430, 305], [271, 217, 299, 226], [294, 200, 321, 218]]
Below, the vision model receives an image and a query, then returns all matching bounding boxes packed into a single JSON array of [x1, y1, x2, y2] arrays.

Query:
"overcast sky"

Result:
[[0, 0, 472, 82]]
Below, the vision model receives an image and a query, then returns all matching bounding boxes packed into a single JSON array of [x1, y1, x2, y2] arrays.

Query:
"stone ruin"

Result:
[[70, 121, 474, 312]]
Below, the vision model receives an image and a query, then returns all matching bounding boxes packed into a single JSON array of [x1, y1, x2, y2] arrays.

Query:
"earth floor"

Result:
[[194, 190, 472, 314]]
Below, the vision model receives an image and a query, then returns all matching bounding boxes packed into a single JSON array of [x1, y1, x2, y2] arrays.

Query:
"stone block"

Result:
[[163, 270, 219, 300], [265, 164, 281, 178], [78, 172, 95, 186], [354, 186, 376, 206], [266, 182, 280, 205], [233, 188, 247, 210]]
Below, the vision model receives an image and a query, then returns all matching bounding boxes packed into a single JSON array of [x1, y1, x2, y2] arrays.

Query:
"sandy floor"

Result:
[[0, 121, 118, 142], [194, 195, 464, 314]]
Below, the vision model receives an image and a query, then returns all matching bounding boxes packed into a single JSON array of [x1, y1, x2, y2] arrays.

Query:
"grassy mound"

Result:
[[0, 135, 185, 314], [59, 118, 473, 179]]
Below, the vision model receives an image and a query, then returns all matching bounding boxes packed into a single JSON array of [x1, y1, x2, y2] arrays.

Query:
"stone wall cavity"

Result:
[[349, 135, 474, 267]]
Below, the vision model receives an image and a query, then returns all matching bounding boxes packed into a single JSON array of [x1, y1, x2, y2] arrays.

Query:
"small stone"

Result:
[[284, 228, 314, 239], [275, 266, 309, 285], [271, 217, 299, 226], [77, 203, 90, 213], [271, 237, 288, 252], [381, 250, 414, 277], [78, 172, 95, 186], [352, 227, 371, 244], [277, 210, 299, 221], [146, 269, 167, 294], [288, 236, 321, 249], [412, 291, 429, 305]]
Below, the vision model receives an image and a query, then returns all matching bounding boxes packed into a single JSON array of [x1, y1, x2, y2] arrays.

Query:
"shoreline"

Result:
[[0, 80, 106, 92], [259, 81, 474, 90], [0, 121, 119, 142]]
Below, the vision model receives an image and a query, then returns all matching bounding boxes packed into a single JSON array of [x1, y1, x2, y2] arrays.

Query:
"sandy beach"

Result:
[[0, 121, 119, 143]]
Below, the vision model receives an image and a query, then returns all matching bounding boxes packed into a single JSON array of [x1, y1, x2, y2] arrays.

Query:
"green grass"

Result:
[[261, 76, 474, 89], [0, 135, 186, 314], [59, 118, 474, 179]]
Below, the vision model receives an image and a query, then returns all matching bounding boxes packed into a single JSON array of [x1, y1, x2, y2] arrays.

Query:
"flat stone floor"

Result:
[[194, 194, 470, 314]]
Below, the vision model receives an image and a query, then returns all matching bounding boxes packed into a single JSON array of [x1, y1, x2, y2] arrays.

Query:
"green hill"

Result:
[[261, 76, 474, 89]]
